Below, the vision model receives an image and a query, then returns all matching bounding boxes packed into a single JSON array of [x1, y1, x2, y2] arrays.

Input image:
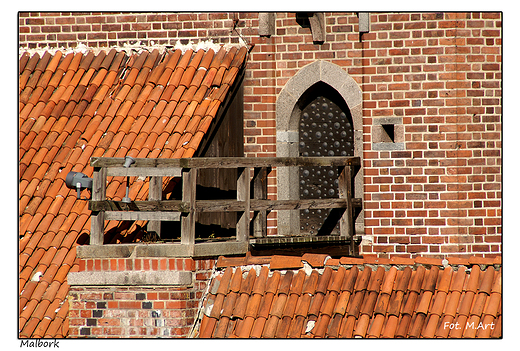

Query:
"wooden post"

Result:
[[90, 167, 107, 245], [253, 167, 268, 238], [236, 167, 250, 243], [338, 165, 354, 250], [181, 168, 197, 253], [148, 176, 163, 239]]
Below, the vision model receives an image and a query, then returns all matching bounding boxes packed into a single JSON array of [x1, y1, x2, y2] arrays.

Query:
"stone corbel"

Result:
[[259, 13, 275, 37], [308, 12, 325, 43], [358, 12, 370, 33]]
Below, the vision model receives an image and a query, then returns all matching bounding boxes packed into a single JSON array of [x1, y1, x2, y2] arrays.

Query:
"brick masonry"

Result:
[[19, 11, 502, 257], [68, 257, 214, 337]]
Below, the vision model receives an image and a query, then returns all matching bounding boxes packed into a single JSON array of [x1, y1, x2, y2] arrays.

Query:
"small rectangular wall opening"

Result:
[[381, 124, 395, 143], [372, 117, 404, 151]]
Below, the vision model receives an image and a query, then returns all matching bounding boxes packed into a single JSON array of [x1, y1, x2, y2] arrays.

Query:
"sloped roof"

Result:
[[19, 45, 248, 338], [195, 254, 502, 338]]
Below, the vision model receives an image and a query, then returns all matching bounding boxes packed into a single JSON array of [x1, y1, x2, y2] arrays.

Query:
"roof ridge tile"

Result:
[[302, 253, 329, 268], [469, 256, 495, 265]]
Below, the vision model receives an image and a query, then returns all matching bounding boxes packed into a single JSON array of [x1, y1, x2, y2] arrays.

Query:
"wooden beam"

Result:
[[148, 176, 163, 238], [91, 156, 360, 169], [338, 165, 355, 253], [253, 167, 269, 238], [181, 168, 197, 253], [104, 211, 181, 221], [90, 198, 362, 213], [236, 167, 250, 243], [90, 167, 107, 245], [250, 198, 362, 211], [89, 200, 188, 212], [106, 167, 182, 177]]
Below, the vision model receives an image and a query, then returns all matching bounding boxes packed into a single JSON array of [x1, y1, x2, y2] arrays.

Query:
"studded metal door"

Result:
[[299, 95, 354, 235]]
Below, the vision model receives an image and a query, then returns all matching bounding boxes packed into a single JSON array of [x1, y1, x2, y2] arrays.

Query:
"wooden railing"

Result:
[[88, 156, 361, 257]]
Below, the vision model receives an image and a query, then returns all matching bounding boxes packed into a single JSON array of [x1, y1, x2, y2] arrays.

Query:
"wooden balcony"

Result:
[[86, 156, 362, 258]]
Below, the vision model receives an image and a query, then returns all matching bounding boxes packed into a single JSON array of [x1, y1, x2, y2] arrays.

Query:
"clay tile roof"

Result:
[[19, 44, 248, 338], [196, 254, 502, 338]]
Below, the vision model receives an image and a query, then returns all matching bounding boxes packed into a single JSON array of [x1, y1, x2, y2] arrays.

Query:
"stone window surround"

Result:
[[276, 60, 364, 236], [372, 116, 405, 150]]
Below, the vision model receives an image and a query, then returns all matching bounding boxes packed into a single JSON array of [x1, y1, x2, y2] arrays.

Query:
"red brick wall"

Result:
[[68, 257, 214, 337], [352, 13, 501, 256], [19, 11, 502, 257], [18, 12, 242, 48]]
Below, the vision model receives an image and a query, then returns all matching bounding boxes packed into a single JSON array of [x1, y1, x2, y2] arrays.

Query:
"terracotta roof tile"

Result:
[[19, 45, 248, 338], [196, 254, 501, 338], [270, 255, 304, 270], [219, 292, 236, 319]]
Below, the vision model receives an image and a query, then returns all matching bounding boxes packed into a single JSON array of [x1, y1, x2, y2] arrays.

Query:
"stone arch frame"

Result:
[[276, 60, 364, 236]]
